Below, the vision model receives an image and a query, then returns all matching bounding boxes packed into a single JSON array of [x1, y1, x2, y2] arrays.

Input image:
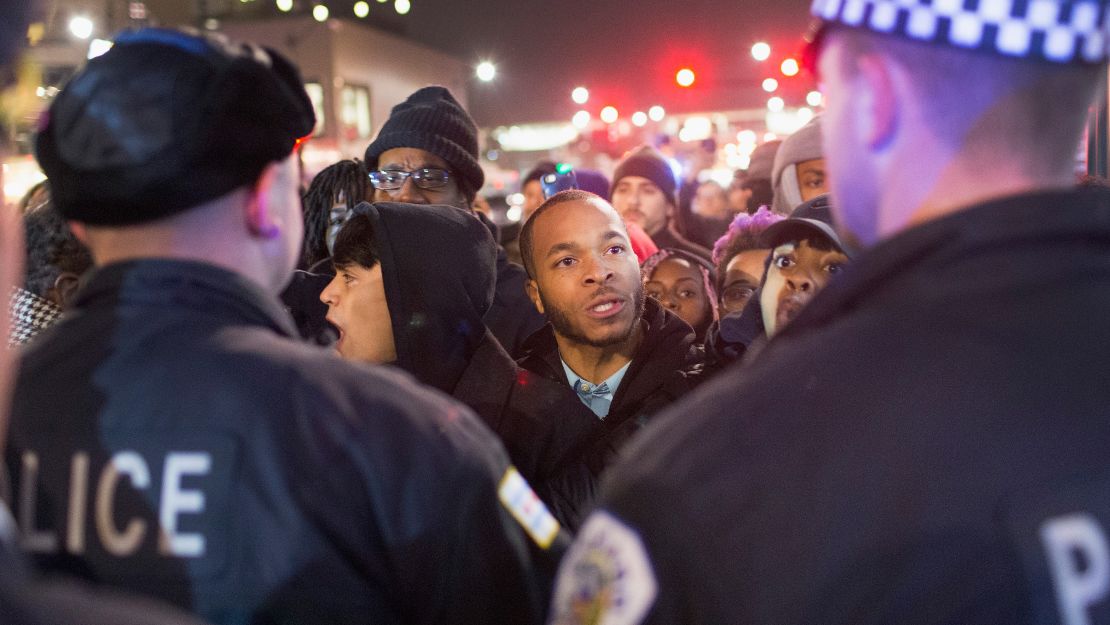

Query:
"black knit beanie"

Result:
[[610, 146, 677, 206], [364, 86, 484, 198], [35, 28, 316, 226]]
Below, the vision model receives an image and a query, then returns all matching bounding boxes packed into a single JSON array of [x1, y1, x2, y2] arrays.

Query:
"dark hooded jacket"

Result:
[[279, 211, 544, 357], [651, 226, 713, 263], [475, 211, 547, 357], [517, 298, 703, 495], [363, 202, 603, 529]]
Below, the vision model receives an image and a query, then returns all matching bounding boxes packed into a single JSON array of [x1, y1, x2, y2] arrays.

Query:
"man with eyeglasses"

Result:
[[364, 86, 545, 356], [548, 0, 1110, 622]]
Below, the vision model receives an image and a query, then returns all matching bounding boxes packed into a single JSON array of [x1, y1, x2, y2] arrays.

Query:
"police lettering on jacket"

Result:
[[12, 437, 231, 563]]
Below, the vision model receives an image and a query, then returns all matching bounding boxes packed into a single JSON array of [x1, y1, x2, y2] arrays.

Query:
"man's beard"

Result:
[[542, 282, 646, 349]]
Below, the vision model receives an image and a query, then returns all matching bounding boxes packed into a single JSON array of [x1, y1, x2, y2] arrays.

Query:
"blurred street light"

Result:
[[476, 61, 496, 82], [806, 90, 824, 107], [762, 78, 778, 93], [767, 96, 785, 112], [395, 0, 411, 14], [631, 111, 648, 127], [571, 86, 589, 105], [600, 106, 619, 124], [675, 67, 696, 88], [751, 42, 771, 61], [69, 16, 94, 39], [648, 105, 665, 122], [572, 110, 591, 129], [354, 1, 370, 17], [780, 58, 800, 77], [312, 4, 329, 21], [276, 0, 293, 11]]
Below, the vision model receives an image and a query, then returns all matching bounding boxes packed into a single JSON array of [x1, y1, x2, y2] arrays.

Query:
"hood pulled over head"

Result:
[[353, 201, 498, 393]]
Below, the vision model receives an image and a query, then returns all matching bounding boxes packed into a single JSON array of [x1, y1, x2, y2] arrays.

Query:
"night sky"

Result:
[[394, 0, 816, 125], [142, 0, 815, 125]]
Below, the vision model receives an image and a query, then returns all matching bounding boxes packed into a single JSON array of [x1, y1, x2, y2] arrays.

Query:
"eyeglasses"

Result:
[[720, 284, 756, 313], [369, 167, 453, 191]]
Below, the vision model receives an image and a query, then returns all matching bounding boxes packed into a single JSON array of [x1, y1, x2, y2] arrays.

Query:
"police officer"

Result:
[[548, 0, 1110, 623], [5, 28, 560, 625]]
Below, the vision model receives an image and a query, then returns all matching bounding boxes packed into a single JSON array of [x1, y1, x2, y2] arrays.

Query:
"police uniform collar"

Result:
[[75, 259, 299, 338]]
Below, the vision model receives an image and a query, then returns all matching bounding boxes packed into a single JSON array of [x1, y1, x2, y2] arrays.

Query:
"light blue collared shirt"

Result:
[[561, 359, 632, 419]]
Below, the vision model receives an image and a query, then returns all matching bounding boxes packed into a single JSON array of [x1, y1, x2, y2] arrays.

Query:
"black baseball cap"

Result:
[[759, 194, 850, 257]]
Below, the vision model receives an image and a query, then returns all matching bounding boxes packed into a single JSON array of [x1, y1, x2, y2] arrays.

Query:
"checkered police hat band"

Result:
[[811, 0, 1110, 63]]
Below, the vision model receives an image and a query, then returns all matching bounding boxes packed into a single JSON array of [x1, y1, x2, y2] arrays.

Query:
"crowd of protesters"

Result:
[[2, 0, 1110, 623]]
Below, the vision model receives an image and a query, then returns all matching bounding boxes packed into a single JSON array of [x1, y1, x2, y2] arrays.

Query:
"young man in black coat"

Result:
[[516, 191, 702, 512], [549, 1, 1110, 624], [319, 201, 602, 530], [362, 86, 545, 356], [6, 28, 552, 625]]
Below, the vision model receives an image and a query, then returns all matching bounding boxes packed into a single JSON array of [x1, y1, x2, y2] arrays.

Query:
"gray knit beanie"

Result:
[[746, 140, 781, 181]]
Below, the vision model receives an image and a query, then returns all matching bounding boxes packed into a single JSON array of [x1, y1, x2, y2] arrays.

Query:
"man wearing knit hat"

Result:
[[8, 29, 554, 625], [550, 0, 1110, 622], [610, 146, 712, 261], [365, 86, 545, 355], [770, 115, 827, 215]]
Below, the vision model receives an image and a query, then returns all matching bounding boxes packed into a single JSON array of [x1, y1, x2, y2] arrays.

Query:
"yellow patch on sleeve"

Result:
[[498, 466, 560, 550]]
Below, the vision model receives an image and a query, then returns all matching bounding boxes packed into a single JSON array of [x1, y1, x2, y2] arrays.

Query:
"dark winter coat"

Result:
[[558, 187, 1110, 625], [0, 549, 207, 625], [517, 298, 703, 524], [478, 211, 548, 357], [279, 257, 335, 344], [6, 259, 551, 625], [650, 226, 713, 263], [366, 202, 603, 530]]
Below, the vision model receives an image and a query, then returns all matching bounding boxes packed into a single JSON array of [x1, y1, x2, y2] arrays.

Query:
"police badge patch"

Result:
[[549, 510, 658, 625]]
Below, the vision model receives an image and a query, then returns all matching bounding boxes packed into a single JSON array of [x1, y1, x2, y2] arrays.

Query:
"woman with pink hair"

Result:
[[711, 206, 784, 319]]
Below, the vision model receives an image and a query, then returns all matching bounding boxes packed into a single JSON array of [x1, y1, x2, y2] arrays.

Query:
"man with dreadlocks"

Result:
[[281, 159, 372, 342], [299, 159, 371, 270]]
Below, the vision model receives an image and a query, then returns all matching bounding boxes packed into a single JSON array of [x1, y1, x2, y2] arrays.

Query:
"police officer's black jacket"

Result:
[[360, 202, 603, 533], [5, 259, 550, 625], [0, 547, 208, 625], [563, 187, 1110, 624], [516, 298, 703, 526]]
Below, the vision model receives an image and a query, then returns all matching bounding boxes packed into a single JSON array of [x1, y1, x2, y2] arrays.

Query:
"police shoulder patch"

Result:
[[498, 466, 560, 549], [549, 510, 658, 625]]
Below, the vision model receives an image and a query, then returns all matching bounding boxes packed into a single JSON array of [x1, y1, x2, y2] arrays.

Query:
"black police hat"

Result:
[[35, 28, 316, 226]]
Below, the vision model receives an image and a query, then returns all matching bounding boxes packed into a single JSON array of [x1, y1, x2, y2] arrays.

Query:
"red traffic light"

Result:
[[675, 67, 696, 88], [780, 58, 800, 77]]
